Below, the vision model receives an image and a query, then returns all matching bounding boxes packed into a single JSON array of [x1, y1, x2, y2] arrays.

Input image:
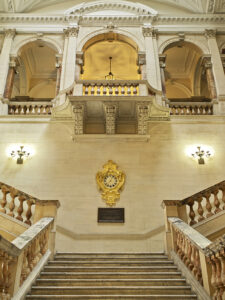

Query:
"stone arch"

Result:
[[158, 37, 209, 55], [12, 36, 62, 57], [77, 28, 144, 52]]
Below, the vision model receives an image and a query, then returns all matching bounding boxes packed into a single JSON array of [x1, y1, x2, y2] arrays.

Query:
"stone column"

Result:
[[73, 103, 85, 135], [202, 57, 217, 100], [136, 102, 149, 135], [0, 29, 16, 114], [4, 56, 17, 99], [137, 52, 146, 80], [103, 102, 117, 135], [159, 54, 167, 101], [55, 54, 62, 96], [60, 27, 79, 91], [142, 27, 161, 91], [205, 30, 225, 100]]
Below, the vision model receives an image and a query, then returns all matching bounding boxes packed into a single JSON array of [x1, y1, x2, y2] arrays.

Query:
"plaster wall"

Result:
[[0, 117, 224, 252]]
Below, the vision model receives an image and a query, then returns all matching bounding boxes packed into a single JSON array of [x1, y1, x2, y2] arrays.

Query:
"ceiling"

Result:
[[0, 0, 224, 14]]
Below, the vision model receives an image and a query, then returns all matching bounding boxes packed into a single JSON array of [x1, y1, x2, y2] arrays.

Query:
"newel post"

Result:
[[33, 200, 60, 259], [162, 200, 188, 256]]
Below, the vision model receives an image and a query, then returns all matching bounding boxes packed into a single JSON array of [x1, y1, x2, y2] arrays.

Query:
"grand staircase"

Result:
[[26, 252, 198, 299]]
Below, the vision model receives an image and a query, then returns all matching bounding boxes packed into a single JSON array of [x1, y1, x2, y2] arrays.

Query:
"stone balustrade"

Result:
[[0, 217, 54, 299], [168, 217, 225, 299], [8, 100, 52, 115], [0, 182, 60, 227], [162, 180, 225, 227], [169, 102, 213, 115], [205, 234, 225, 300], [74, 80, 155, 97]]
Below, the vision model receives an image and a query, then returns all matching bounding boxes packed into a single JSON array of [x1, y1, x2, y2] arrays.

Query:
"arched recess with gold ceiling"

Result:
[[163, 41, 210, 100], [12, 40, 57, 99], [81, 32, 140, 80]]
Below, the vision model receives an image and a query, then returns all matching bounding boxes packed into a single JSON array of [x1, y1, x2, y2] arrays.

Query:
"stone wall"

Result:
[[0, 116, 224, 252]]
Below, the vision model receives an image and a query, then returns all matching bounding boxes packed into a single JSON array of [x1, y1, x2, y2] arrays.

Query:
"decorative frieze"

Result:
[[73, 103, 85, 135], [136, 102, 149, 135], [103, 102, 118, 135], [205, 29, 216, 39], [64, 27, 79, 38]]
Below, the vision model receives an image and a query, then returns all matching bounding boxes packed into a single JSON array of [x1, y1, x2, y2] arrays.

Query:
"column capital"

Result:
[[142, 27, 157, 38], [205, 29, 216, 39], [55, 54, 62, 68], [4, 29, 16, 39], [9, 55, 18, 68], [64, 27, 79, 38], [202, 55, 212, 69], [159, 54, 166, 68]]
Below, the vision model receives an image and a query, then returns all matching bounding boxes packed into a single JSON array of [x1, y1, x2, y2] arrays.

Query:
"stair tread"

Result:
[[26, 295, 197, 298], [31, 286, 191, 289]]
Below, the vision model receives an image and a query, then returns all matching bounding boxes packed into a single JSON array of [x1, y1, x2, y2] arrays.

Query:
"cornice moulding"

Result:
[[0, 14, 225, 26]]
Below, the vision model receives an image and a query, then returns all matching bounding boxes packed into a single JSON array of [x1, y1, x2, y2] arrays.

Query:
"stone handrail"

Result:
[[8, 100, 52, 115], [0, 217, 54, 299], [169, 217, 225, 299], [0, 181, 60, 226], [162, 180, 225, 227], [169, 101, 213, 115], [74, 79, 160, 97]]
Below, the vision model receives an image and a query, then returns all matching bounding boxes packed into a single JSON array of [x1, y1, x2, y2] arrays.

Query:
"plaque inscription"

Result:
[[98, 208, 124, 223]]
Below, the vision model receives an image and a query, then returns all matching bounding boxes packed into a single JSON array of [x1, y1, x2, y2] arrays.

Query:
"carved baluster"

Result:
[[18, 106, 22, 115], [20, 248, 31, 285], [218, 251, 225, 299], [188, 199, 196, 225], [220, 185, 225, 210], [90, 84, 95, 95], [204, 191, 213, 218], [121, 84, 125, 95], [213, 189, 222, 214], [127, 84, 131, 95], [96, 84, 101, 95], [187, 241, 194, 271], [197, 196, 205, 222], [45, 106, 50, 115], [199, 106, 203, 115], [24, 199, 34, 225], [133, 84, 138, 95], [102, 84, 106, 95], [108, 84, 113, 95], [192, 247, 198, 278], [114, 84, 119, 95], [177, 106, 181, 115], [171, 106, 176, 115], [208, 255, 218, 299], [195, 249, 202, 284], [0, 186, 9, 213], [8, 188, 17, 218], [213, 255, 223, 299], [16, 195, 26, 222]]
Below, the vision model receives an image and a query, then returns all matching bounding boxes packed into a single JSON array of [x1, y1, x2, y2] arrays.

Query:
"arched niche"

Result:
[[12, 40, 57, 99], [163, 41, 210, 99], [81, 32, 140, 80]]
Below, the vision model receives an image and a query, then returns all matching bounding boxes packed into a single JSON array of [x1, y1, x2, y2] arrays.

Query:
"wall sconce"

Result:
[[192, 146, 211, 164], [10, 145, 30, 164]]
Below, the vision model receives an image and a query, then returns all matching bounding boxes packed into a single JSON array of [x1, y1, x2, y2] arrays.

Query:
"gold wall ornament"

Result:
[[96, 160, 125, 207]]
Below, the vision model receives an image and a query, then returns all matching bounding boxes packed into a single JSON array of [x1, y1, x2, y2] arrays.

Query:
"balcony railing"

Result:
[[73, 80, 155, 97], [168, 97, 213, 115], [8, 98, 52, 115]]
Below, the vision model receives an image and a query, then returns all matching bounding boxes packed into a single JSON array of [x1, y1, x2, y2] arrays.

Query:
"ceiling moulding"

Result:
[[0, 14, 225, 26], [65, 1, 157, 16]]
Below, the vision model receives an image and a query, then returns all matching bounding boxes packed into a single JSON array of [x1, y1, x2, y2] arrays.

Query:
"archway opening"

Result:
[[81, 33, 140, 80], [163, 41, 210, 100], [12, 41, 57, 99]]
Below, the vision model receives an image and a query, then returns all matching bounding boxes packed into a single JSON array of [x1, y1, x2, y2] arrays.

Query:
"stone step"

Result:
[[29, 286, 194, 296], [40, 271, 183, 279], [43, 266, 178, 273], [55, 253, 166, 258], [54, 255, 168, 261], [48, 260, 174, 267], [35, 278, 187, 287], [26, 295, 197, 300]]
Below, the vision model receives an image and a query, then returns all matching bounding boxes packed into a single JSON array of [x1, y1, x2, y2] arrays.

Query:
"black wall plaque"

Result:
[[98, 208, 124, 223]]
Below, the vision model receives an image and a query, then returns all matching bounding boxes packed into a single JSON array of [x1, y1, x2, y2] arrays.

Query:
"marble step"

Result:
[[26, 294, 197, 300], [54, 256, 169, 261], [55, 253, 166, 258], [35, 278, 187, 286], [43, 266, 178, 273], [40, 271, 183, 279], [28, 286, 194, 296], [26, 295, 197, 300], [47, 260, 174, 267]]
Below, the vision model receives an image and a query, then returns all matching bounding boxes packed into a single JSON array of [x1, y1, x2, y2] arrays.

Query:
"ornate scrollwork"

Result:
[[96, 160, 125, 207]]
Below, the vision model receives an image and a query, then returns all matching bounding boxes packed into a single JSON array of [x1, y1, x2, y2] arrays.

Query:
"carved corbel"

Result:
[[4, 28, 16, 39], [177, 32, 185, 42], [73, 103, 86, 135], [64, 27, 79, 38], [103, 102, 118, 135], [76, 51, 84, 74], [205, 29, 216, 39], [136, 102, 149, 135], [142, 27, 158, 38]]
